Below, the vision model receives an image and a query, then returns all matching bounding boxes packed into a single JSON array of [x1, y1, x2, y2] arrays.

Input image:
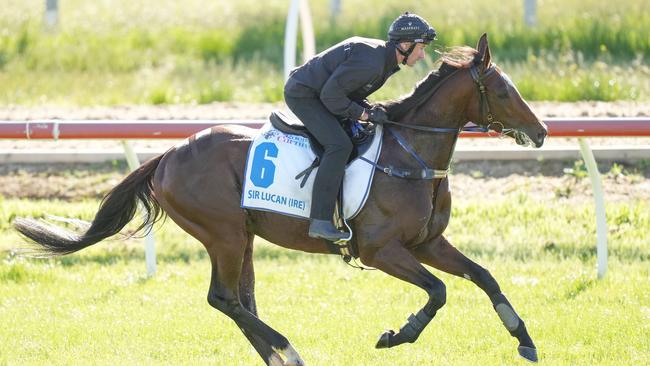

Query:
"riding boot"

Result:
[[308, 219, 348, 241]]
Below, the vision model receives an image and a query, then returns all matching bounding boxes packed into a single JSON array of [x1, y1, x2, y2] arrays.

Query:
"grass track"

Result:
[[1, 254, 648, 365], [0, 196, 649, 365]]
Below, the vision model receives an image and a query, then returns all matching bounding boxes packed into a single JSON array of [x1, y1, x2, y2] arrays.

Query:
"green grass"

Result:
[[1, 256, 648, 365], [0, 195, 649, 365], [0, 0, 648, 105]]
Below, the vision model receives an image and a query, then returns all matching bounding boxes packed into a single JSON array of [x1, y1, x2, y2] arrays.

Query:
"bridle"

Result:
[[470, 63, 536, 146], [344, 61, 514, 268], [363, 61, 513, 180], [378, 62, 504, 135], [470, 62, 500, 131]]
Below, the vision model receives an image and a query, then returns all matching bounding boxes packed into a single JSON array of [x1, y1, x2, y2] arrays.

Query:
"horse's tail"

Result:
[[14, 155, 165, 257]]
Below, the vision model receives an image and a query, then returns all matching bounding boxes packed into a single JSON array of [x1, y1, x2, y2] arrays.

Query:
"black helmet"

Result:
[[388, 12, 436, 44]]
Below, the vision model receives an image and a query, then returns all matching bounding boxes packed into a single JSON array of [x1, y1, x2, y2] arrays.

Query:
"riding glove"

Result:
[[367, 106, 390, 124]]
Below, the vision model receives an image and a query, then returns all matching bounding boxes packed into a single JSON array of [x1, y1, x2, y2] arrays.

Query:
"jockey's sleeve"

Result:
[[319, 56, 382, 120]]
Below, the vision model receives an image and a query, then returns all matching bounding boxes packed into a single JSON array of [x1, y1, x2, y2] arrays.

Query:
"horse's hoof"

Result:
[[518, 346, 538, 363], [284, 362, 304, 366], [375, 330, 394, 349]]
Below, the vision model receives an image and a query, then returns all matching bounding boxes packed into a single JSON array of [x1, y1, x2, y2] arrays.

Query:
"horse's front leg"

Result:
[[358, 240, 447, 349], [411, 235, 538, 362]]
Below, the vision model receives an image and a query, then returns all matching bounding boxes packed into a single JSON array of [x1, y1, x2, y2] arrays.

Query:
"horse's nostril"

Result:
[[538, 130, 547, 140]]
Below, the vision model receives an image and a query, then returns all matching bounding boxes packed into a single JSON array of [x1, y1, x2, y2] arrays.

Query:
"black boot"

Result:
[[308, 219, 348, 241]]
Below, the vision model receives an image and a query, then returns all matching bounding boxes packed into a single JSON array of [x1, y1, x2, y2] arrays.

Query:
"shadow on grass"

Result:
[[451, 241, 650, 263], [542, 242, 650, 262], [564, 276, 597, 299], [4, 237, 647, 269]]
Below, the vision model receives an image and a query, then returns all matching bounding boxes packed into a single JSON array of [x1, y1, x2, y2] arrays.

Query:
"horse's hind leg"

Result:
[[160, 200, 302, 365], [239, 235, 257, 316], [236, 235, 285, 365], [205, 231, 305, 366], [411, 235, 538, 362]]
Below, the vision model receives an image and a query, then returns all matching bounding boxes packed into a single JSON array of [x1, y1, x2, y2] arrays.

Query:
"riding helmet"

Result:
[[388, 12, 437, 44]]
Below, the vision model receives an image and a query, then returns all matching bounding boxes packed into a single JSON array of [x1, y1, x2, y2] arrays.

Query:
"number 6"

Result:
[[250, 142, 278, 188]]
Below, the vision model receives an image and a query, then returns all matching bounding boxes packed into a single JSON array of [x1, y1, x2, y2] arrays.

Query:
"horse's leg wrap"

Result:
[[491, 293, 537, 362], [375, 308, 433, 349], [492, 294, 520, 332]]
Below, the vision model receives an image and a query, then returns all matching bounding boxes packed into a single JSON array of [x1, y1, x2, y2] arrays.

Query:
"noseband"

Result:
[[470, 63, 535, 145]]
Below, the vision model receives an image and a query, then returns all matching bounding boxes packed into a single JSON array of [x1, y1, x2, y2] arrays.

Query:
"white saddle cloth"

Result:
[[241, 122, 383, 220]]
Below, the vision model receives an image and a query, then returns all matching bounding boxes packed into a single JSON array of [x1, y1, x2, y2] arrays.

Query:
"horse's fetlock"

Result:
[[423, 281, 446, 316], [272, 335, 290, 350]]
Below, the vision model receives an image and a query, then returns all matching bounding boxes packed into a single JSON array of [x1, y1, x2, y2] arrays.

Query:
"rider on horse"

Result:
[[283, 12, 437, 241]]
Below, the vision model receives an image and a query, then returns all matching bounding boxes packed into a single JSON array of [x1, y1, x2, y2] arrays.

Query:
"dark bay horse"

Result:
[[15, 34, 547, 365]]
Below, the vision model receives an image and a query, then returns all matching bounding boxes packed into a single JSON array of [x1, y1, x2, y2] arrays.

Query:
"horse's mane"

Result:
[[381, 46, 479, 121]]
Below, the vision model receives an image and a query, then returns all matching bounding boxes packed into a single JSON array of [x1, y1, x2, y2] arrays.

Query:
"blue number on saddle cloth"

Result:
[[250, 142, 278, 188], [241, 121, 384, 220]]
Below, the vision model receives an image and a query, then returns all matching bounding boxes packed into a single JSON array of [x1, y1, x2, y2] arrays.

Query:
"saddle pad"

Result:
[[241, 122, 383, 220]]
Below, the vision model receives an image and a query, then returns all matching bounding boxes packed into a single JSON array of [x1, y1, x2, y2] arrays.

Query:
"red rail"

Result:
[[0, 118, 648, 139]]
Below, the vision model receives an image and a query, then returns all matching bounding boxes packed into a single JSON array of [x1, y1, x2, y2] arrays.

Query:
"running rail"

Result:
[[1, 117, 649, 139], [3, 117, 649, 279]]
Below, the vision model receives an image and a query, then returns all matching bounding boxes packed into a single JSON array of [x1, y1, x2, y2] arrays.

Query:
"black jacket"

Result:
[[284, 37, 400, 119]]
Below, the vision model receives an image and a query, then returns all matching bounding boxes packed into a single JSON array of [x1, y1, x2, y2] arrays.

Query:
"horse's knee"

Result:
[[473, 267, 500, 296]]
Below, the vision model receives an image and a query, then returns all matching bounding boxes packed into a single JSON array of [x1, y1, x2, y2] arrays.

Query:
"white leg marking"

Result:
[[273, 344, 305, 366], [268, 353, 285, 366]]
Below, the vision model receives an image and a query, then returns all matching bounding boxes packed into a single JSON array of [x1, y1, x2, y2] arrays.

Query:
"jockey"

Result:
[[283, 12, 437, 241]]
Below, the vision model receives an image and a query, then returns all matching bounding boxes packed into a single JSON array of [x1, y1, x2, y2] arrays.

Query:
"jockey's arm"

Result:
[[319, 58, 382, 121]]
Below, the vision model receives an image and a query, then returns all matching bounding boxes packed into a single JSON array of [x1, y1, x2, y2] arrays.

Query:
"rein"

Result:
[[366, 63, 504, 180]]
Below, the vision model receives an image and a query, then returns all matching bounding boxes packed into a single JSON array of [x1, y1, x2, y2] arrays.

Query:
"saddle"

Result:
[[269, 110, 377, 160]]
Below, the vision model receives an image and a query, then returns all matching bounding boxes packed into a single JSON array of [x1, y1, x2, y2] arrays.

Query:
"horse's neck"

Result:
[[396, 122, 460, 171], [397, 95, 470, 170], [397, 69, 474, 169]]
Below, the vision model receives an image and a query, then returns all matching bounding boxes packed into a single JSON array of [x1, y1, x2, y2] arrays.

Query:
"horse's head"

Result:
[[466, 34, 548, 147]]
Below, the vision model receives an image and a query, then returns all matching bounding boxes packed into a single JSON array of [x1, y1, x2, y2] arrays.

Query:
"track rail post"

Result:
[[121, 141, 157, 277], [578, 138, 608, 279]]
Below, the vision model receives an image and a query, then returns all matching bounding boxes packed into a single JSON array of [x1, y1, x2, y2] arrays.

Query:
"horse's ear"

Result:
[[476, 33, 491, 69]]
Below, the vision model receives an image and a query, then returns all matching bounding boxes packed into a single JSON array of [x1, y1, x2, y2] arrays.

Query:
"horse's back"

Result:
[[152, 124, 255, 234], [160, 124, 254, 179]]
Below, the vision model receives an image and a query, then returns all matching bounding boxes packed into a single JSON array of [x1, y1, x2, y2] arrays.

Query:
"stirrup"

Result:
[[308, 219, 349, 242]]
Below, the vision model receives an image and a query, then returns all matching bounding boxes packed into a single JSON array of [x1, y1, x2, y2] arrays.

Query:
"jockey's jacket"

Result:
[[284, 37, 401, 120]]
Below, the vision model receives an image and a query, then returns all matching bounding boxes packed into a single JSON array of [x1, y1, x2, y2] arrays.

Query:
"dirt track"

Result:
[[1, 160, 648, 204]]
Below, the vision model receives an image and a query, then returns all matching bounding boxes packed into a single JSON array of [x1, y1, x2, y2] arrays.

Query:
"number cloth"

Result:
[[241, 122, 383, 219]]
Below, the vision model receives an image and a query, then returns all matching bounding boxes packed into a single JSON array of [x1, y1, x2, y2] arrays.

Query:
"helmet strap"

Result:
[[396, 43, 417, 65]]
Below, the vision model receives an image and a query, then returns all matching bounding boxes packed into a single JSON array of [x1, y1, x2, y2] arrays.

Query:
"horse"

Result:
[[15, 34, 547, 365]]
